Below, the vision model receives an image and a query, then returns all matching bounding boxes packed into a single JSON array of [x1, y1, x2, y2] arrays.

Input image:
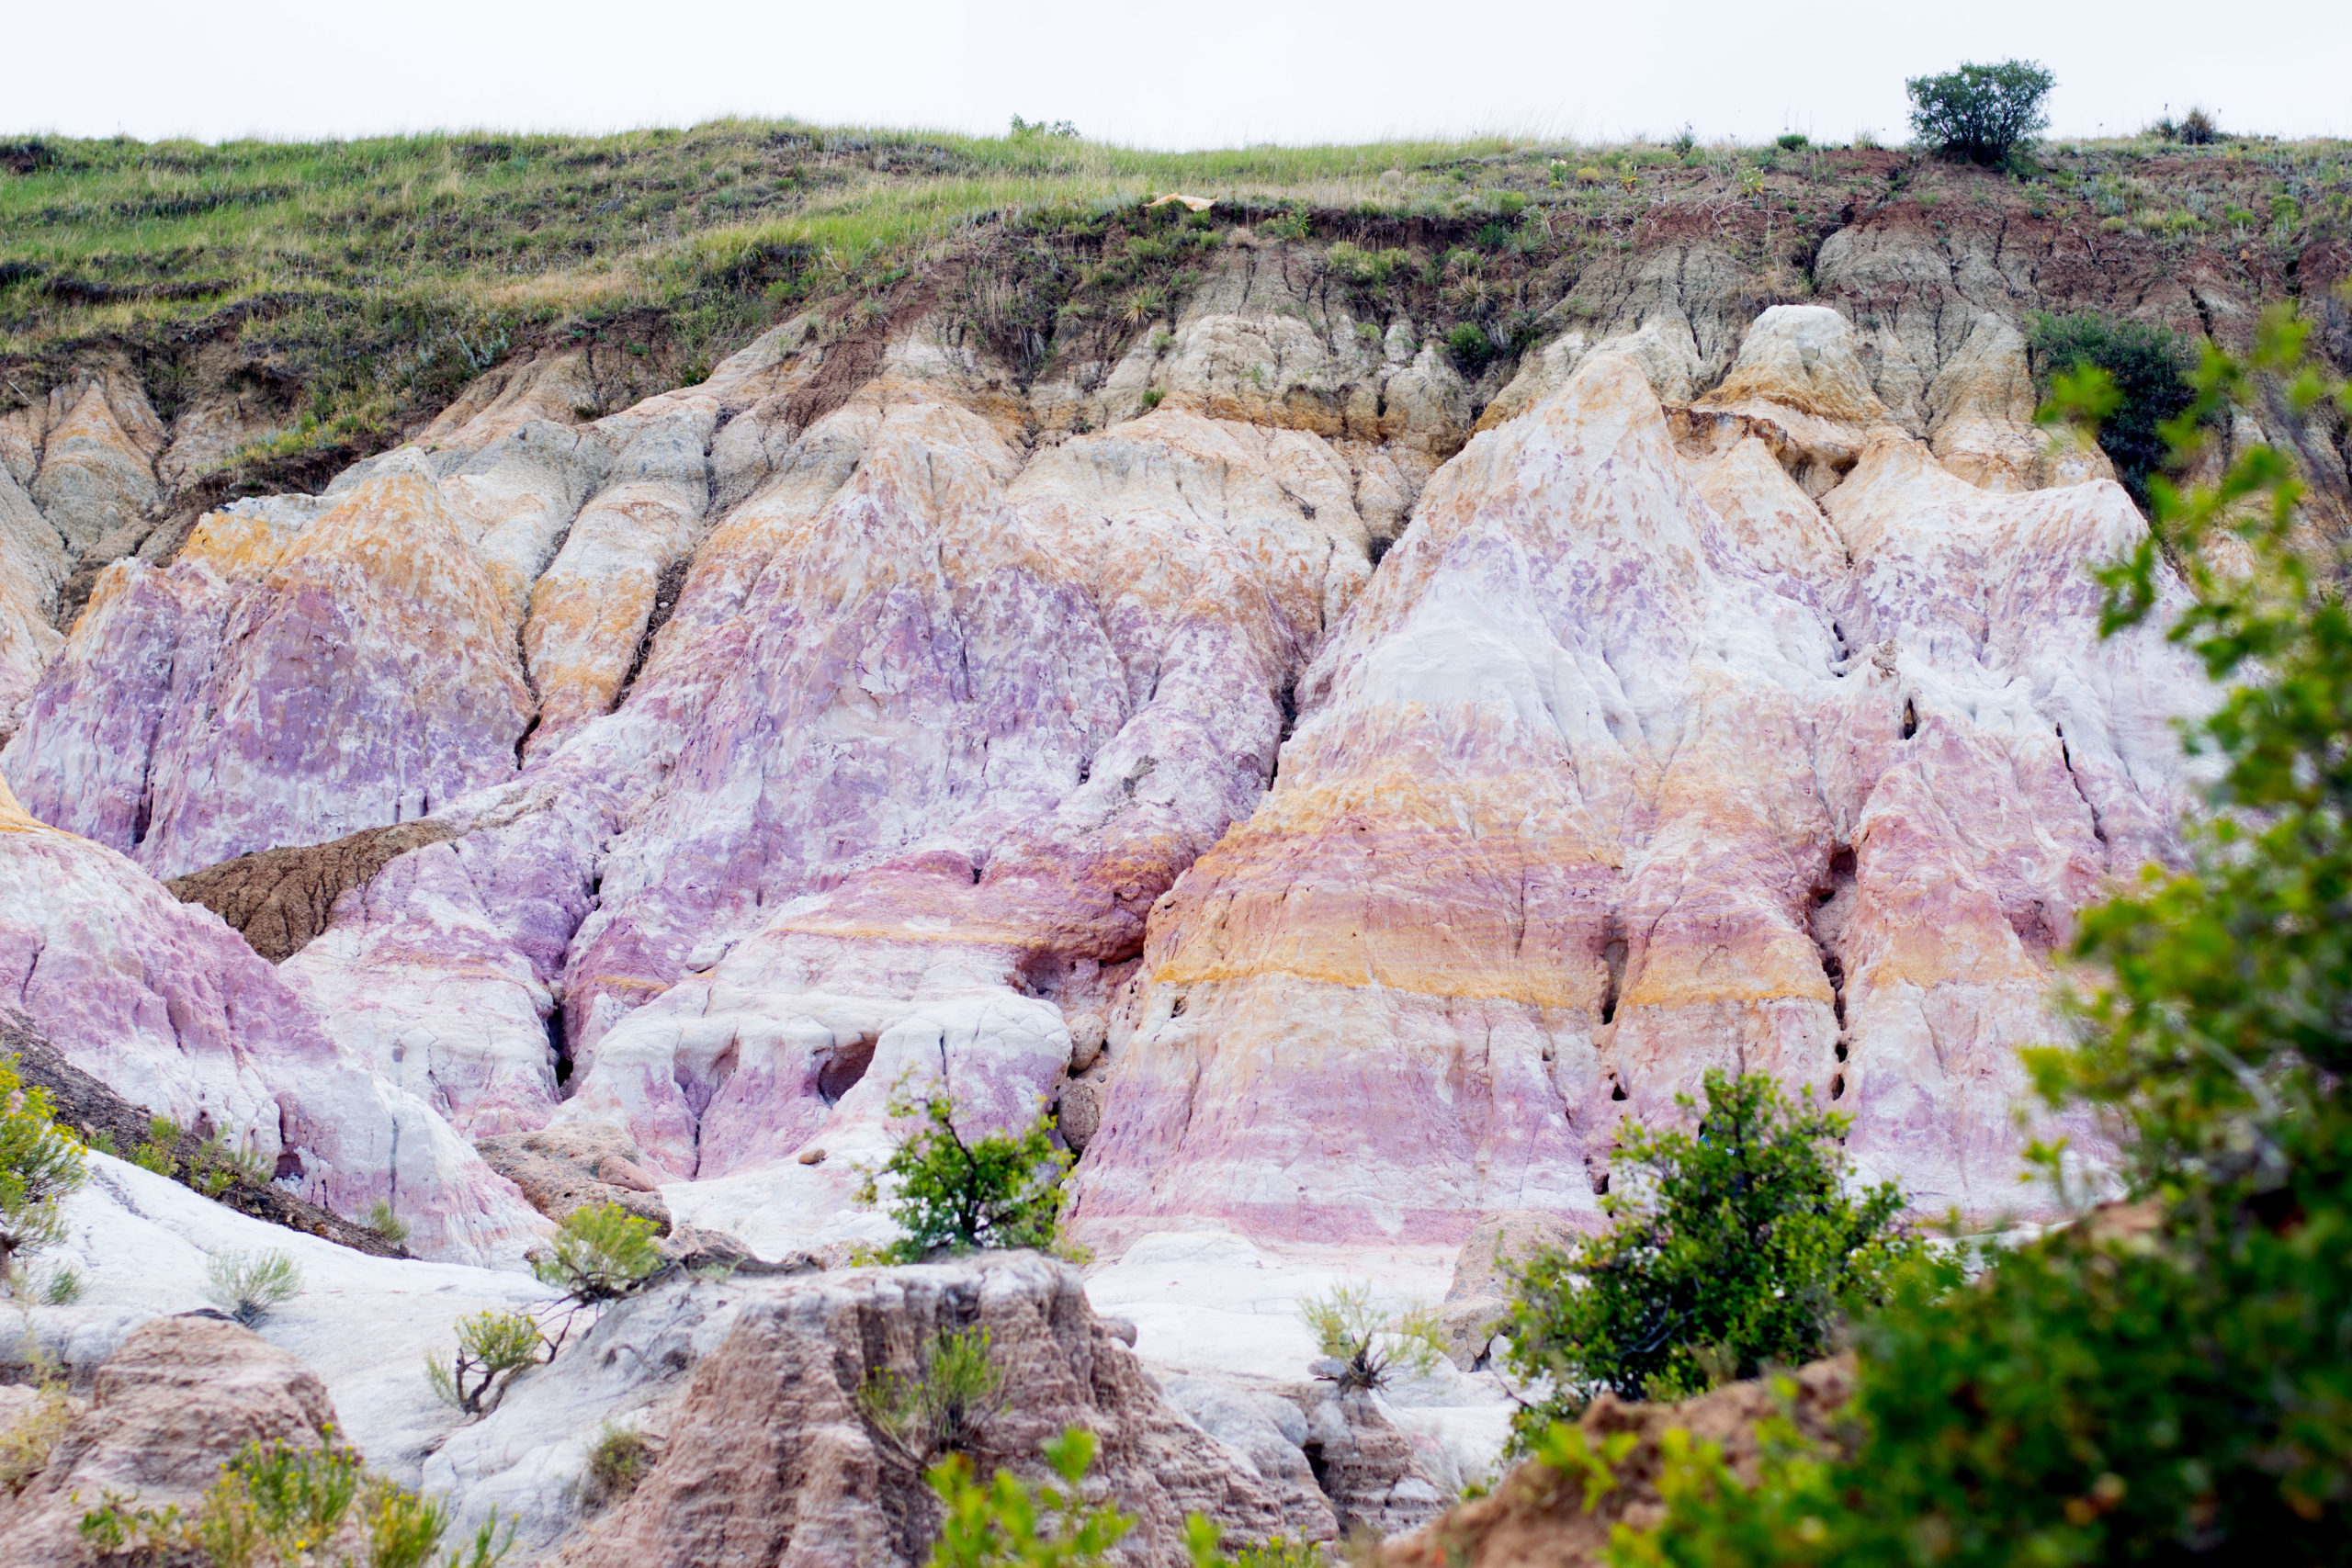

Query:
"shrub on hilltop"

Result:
[[2027, 310, 2197, 504]]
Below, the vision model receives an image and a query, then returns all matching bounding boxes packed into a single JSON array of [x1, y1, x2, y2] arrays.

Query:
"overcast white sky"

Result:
[[9, 0, 2347, 149]]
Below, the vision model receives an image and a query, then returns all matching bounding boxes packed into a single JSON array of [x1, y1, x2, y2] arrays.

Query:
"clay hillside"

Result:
[[0, 108, 2347, 1566]]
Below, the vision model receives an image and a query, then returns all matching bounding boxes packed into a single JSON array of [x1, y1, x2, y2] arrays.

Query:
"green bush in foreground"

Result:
[[79, 1432, 514, 1568], [1505, 1070, 1923, 1433], [854, 1076, 1070, 1263], [1603, 307, 2352, 1566], [924, 1427, 1329, 1567], [927, 1427, 1132, 1568]]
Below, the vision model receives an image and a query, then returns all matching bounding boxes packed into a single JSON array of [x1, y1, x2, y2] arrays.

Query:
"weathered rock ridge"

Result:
[[0, 206, 2237, 1267]]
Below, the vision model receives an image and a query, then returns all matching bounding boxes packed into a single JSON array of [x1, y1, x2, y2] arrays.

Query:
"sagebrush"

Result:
[[857, 1325, 1008, 1463], [530, 1202, 662, 1305], [1297, 1281, 1444, 1393]]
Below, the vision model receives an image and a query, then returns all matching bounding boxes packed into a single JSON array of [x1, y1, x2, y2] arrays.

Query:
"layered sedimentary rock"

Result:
[[0, 461, 65, 733], [0, 773, 542, 1262], [523, 331, 1381, 1209], [1067, 333, 2192, 1246], [6, 452, 540, 877], [14, 367, 166, 560], [0, 227, 2214, 1270]]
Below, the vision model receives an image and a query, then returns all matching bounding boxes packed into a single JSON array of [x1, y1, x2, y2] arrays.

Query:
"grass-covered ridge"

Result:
[[0, 121, 1522, 375], [3, 117, 2346, 464]]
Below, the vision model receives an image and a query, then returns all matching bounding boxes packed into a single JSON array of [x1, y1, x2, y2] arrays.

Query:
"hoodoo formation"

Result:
[[1, 115, 2346, 1563]]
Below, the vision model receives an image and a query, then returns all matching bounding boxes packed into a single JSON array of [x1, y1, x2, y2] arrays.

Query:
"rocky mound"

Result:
[[0, 1317, 342, 1568], [543, 1253, 1322, 1567]]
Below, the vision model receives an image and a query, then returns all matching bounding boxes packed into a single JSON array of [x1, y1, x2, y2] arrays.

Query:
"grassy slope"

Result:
[[2, 119, 2346, 469]]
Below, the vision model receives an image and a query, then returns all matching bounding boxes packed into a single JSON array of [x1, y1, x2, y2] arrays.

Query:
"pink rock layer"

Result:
[[0, 283, 2209, 1260], [1065, 352, 2196, 1248], [0, 776, 544, 1263]]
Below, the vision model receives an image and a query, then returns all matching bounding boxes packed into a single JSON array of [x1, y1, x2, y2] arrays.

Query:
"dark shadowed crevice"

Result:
[[2052, 720, 2111, 849], [1807, 843, 1860, 1099], [818, 1033, 877, 1106], [614, 553, 693, 708], [1597, 916, 1628, 1026]]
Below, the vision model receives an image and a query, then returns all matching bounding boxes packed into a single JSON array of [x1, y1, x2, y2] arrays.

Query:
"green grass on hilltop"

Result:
[[1, 117, 2345, 474], [0, 120, 1521, 368]]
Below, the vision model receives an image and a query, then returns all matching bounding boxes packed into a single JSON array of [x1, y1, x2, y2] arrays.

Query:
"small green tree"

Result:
[[1905, 60, 2056, 165], [2027, 311, 2198, 504], [531, 1202, 662, 1305], [854, 1076, 1071, 1264], [1505, 1071, 1922, 1433], [426, 1310, 547, 1416], [0, 1054, 85, 1289]]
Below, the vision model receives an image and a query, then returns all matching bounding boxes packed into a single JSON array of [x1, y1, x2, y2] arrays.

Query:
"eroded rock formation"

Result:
[[1069, 339, 2186, 1247], [0, 1318, 340, 1568], [447, 1253, 1329, 1567], [0, 195, 2262, 1269], [0, 772, 543, 1263]]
